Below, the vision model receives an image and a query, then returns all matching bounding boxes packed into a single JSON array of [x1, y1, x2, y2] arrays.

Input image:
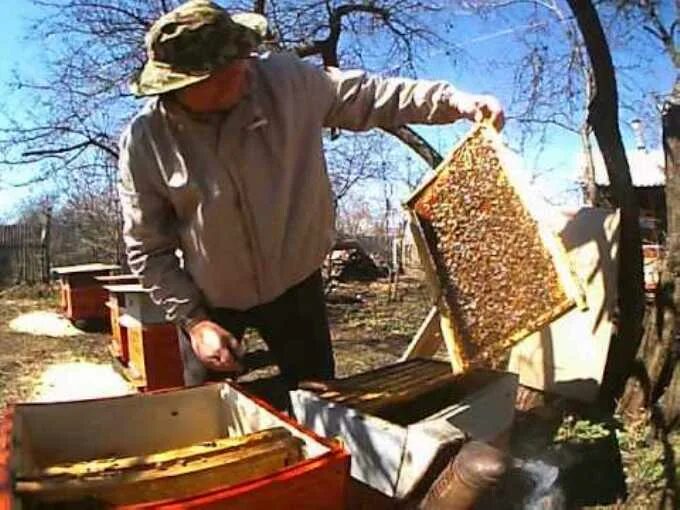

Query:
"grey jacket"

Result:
[[118, 52, 468, 323]]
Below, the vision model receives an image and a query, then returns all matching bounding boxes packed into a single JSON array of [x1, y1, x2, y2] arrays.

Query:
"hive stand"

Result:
[[103, 284, 184, 391], [398, 211, 467, 373], [52, 263, 120, 323], [97, 276, 139, 365]]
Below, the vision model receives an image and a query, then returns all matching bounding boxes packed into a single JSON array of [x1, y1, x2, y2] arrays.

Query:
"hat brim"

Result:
[[130, 12, 267, 97], [130, 61, 213, 97]]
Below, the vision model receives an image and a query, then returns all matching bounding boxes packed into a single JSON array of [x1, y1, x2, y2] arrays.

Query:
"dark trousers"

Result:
[[178, 270, 335, 389]]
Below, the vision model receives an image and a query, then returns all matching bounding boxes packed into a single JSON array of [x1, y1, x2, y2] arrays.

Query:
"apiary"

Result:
[[405, 125, 586, 367], [1, 383, 350, 509], [102, 284, 184, 391], [291, 358, 517, 499], [52, 263, 120, 322]]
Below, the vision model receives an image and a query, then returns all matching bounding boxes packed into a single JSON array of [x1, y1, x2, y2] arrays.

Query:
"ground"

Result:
[[0, 275, 678, 508]]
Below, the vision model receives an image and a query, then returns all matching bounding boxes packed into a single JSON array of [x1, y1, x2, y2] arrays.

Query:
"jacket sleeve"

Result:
[[117, 122, 207, 325], [300, 59, 470, 130]]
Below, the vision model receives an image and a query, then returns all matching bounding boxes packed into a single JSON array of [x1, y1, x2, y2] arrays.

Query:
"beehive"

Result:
[[405, 126, 585, 366], [291, 359, 517, 498], [52, 263, 120, 321], [2, 384, 350, 509]]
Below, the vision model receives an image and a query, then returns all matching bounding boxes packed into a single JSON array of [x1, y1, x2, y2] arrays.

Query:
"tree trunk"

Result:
[[565, 0, 645, 408], [657, 90, 680, 427], [619, 88, 680, 422]]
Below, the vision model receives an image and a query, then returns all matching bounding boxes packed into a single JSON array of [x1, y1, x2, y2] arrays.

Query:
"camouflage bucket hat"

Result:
[[131, 0, 267, 97]]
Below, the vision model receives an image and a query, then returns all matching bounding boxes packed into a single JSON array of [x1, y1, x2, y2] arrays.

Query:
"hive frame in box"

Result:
[[0, 383, 350, 509], [402, 124, 587, 371], [290, 360, 518, 499]]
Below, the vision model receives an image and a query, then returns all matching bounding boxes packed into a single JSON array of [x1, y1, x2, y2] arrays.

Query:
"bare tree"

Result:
[[0, 0, 463, 279], [0, 0, 454, 198], [603, 0, 680, 425], [458, 0, 678, 417]]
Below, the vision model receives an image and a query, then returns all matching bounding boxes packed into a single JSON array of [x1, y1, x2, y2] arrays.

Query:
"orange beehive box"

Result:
[[98, 276, 141, 362], [101, 284, 183, 392], [0, 384, 350, 509], [52, 263, 120, 321], [120, 315, 183, 391]]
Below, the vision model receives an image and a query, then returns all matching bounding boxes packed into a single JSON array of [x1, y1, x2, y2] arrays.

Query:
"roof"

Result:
[[94, 274, 139, 283], [102, 284, 146, 293], [577, 148, 665, 187], [51, 263, 121, 275]]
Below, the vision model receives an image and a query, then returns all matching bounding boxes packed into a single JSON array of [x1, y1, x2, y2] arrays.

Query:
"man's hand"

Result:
[[453, 92, 505, 131], [187, 320, 245, 373]]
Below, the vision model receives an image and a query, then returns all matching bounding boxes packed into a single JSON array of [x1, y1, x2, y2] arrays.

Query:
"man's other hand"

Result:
[[188, 320, 245, 373], [454, 93, 505, 131]]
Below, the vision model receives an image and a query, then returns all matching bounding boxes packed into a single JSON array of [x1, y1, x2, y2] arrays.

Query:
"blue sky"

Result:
[[0, 0, 676, 221], [0, 0, 44, 219]]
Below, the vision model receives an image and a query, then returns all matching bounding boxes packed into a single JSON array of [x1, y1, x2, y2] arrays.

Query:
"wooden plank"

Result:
[[95, 274, 139, 284], [439, 308, 465, 374], [508, 208, 619, 402], [13, 386, 230, 466], [102, 283, 146, 293], [299, 360, 459, 415], [401, 306, 442, 361], [137, 450, 351, 510], [51, 263, 120, 275]]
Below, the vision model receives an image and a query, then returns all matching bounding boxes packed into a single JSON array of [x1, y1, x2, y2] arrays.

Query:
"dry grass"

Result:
[[0, 284, 114, 407]]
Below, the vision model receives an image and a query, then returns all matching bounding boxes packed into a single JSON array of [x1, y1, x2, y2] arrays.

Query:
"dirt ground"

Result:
[[0, 275, 678, 508]]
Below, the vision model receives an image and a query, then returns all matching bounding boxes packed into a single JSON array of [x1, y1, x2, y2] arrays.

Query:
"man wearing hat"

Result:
[[118, 0, 503, 390]]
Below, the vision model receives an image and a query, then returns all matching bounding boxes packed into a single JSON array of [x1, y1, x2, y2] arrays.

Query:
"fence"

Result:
[[0, 223, 49, 285]]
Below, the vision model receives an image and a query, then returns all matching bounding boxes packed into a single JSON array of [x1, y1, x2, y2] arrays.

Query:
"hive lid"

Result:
[[404, 125, 586, 368], [102, 283, 146, 294], [51, 263, 120, 275], [95, 274, 140, 283]]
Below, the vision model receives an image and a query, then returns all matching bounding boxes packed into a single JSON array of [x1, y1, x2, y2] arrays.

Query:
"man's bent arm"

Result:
[[301, 60, 481, 130], [118, 123, 207, 327]]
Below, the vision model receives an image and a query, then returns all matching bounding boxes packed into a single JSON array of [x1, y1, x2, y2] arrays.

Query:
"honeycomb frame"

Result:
[[405, 125, 586, 367]]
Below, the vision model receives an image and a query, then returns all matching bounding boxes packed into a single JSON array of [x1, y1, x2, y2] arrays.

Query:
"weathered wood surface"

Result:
[[508, 208, 619, 402], [401, 306, 442, 361], [16, 428, 303, 505]]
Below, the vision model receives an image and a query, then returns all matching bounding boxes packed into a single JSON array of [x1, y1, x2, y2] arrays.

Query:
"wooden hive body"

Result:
[[99, 285, 183, 391], [103, 286, 128, 362], [1, 384, 350, 509], [405, 126, 585, 367], [117, 313, 183, 391], [52, 263, 120, 321], [291, 359, 517, 499]]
